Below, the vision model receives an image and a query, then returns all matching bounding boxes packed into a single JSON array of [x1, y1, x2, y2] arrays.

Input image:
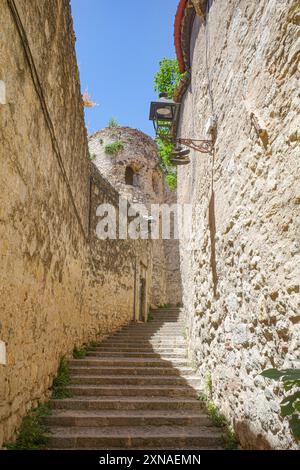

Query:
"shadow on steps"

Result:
[[45, 308, 224, 450]]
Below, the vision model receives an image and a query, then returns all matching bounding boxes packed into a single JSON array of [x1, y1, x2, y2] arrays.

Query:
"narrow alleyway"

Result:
[[45, 308, 223, 449]]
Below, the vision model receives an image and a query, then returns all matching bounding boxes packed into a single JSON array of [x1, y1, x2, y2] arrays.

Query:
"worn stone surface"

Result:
[[177, 0, 300, 449]]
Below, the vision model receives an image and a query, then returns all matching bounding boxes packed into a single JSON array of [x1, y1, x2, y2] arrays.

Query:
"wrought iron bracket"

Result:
[[175, 138, 214, 154]]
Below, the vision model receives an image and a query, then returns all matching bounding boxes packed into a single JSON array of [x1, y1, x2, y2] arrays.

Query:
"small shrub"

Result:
[[222, 428, 239, 450], [6, 403, 50, 450], [104, 141, 124, 155], [205, 372, 213, 399], [207, 401, 227, 427], [73, 347, 87, 359], [165, 173, 177, 190], [147, 313, 154, 322], [182, 328, 188, 340], [52, 357, 72, 399], [108, 117, 119, 128], [154, 58, 184, 99]]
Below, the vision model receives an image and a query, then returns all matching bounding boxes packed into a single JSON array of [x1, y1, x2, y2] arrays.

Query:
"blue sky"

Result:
[[70, 0, 178, 137]]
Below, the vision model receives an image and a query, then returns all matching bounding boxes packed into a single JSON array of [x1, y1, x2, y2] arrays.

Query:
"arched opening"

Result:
[[125, 166, 134, 185], [125, 165, 139, 187]]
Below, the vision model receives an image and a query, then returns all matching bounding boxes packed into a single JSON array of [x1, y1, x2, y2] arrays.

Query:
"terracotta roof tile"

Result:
[[174, 0, 187, 73]]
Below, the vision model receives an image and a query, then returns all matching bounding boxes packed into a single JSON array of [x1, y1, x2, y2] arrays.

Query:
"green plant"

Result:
[[261, 368, 300, 440], [52, 357, 72, 399], [207, 401, 227, 427], [147, 313, 154, 322], [182, 328, 188, 340], [73, 347, 87, 359], [154, 58, 184, 99], [108, 117, 119, 128], [197, 391, 238, 449], [89, 152, 96, 161], [104, 140, 124, 155], [6, 403, 50, 450], [222, 428, 239, 450], [165, 173, 177, 190], [205, 372, 213, 399]]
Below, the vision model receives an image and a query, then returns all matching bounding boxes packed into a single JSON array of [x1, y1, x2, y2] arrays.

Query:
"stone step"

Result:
[[100, 340, 186, 346], [69, 366, 194, 376], [85, 351, 187, 358], [44, 409, 212, 428], [111, 332, 182, 341], [50, 396, 204, 411], [67, 384, 198, 398], [68, 358, 190, 368], [46, 425, 222, 449], [88, 347, 186, 352], [70, 375, 201, 387]]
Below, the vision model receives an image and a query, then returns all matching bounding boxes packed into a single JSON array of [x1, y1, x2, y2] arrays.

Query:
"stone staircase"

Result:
[[45, 308, 223, 449]]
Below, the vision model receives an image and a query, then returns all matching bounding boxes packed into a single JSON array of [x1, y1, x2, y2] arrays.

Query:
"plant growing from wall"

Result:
[[104, 140, 124, 155], [154, 58, 184, 190], [154, 58, 183, 99], [51, 357, 72, 399], [197, 373, 239, 450], [108, 117, 119, 128], [73, 347, 87, 359], [261, 368, 300, 440], [5, 403, 50, 450]]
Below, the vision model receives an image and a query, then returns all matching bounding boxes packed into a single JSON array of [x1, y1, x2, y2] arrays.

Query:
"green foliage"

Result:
[[108, 117, 119, 128], [222, 428, 239, 450], [154, 58, 183, 99], [207, 401, 227, 427], [198, 391, 238, 450], [165, 173, 177, 190], [104, 140, 124, 155], [6, 403, 50, 450], [147, 313, 154, 322], [155, 138, 177, 190], [156, 138, 174, 168], [261, 368, 300, 440], [73, 347, 87, 359], [205, 372, 213, 399], [52, 357, 72, 399], [89, 152, 96, 161], [182, 328, 188, 340]]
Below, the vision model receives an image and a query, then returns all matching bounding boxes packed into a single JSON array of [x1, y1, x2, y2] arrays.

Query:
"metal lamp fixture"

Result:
[[149, 92, 180, 138], [149, 93, 214, 155]]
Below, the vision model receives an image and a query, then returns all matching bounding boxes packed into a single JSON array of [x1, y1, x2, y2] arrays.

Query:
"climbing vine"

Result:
[[154, 58, 184, 190], [154, 58, 183, 99]]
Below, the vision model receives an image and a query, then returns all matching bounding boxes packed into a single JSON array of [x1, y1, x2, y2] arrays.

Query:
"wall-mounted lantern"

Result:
[[149, 93, 215, 157], [149, 92, 180, 139]]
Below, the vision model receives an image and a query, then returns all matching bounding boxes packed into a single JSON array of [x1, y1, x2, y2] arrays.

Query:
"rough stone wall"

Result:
[[177, 0, 300, 449], [0, 0, 150, 447], [163, 187, 183, 306]]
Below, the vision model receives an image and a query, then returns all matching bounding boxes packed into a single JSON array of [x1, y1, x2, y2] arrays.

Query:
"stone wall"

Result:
[[0, 0, 151, 447], [177, 0, 300, 449]]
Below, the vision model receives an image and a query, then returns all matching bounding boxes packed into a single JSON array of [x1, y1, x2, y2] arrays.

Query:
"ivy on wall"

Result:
[[153, 58, 184, 190]]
